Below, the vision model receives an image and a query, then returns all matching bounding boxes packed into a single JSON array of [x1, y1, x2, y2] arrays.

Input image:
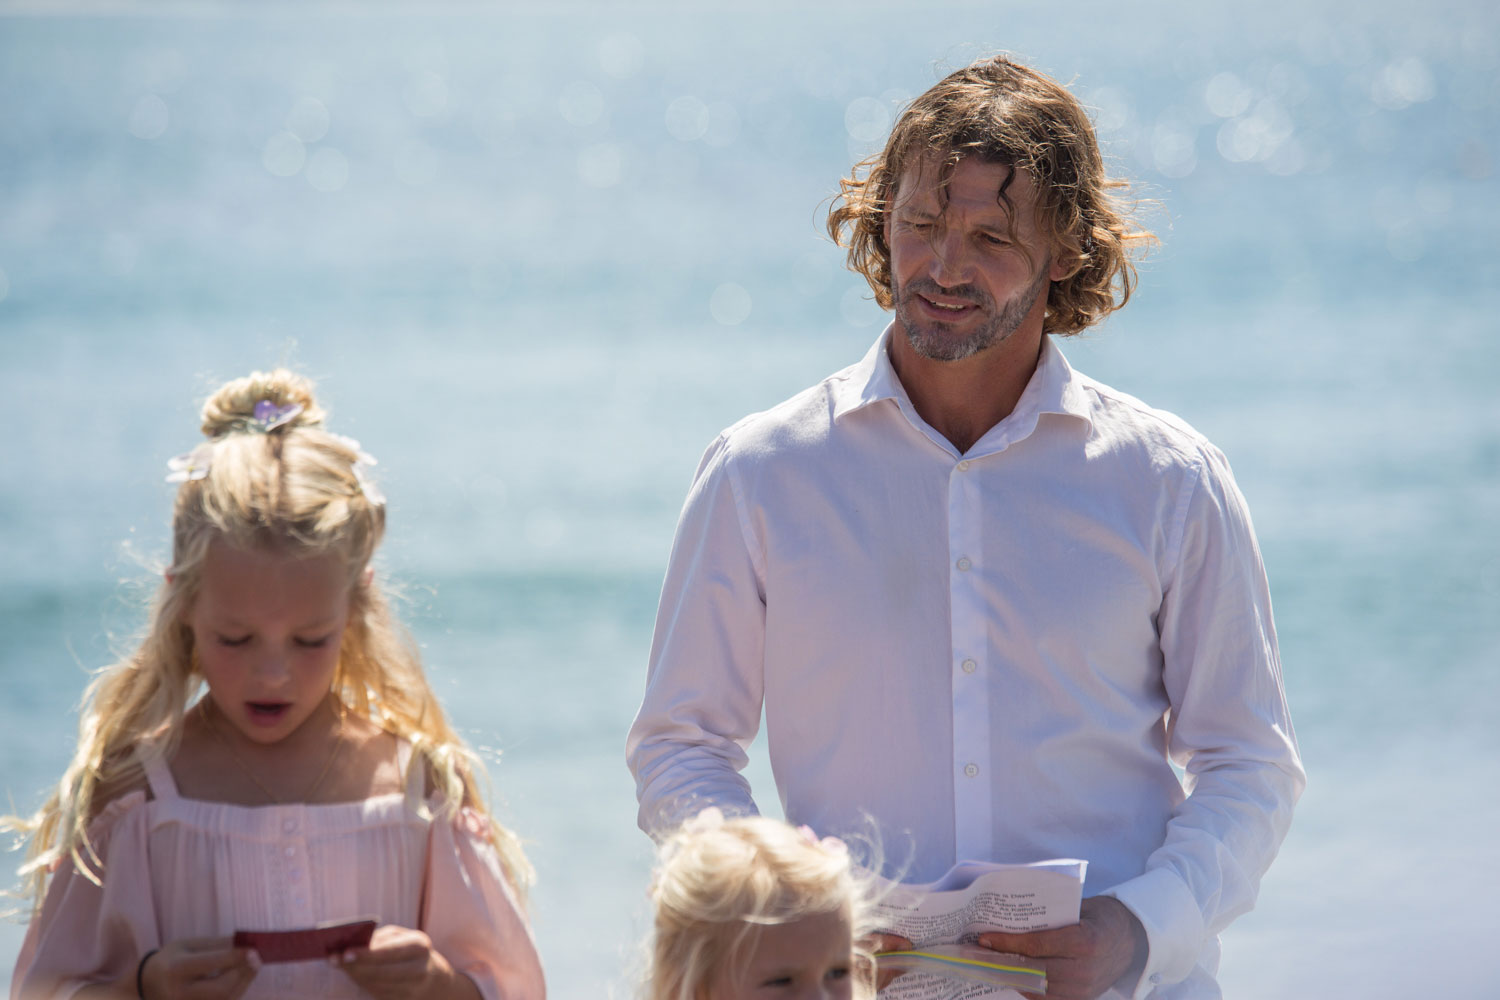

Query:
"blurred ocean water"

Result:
[[2, 2, 1498, 997]]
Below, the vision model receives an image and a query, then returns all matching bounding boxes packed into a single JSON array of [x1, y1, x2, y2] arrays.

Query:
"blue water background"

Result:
[[2, 2, 1498, 996]]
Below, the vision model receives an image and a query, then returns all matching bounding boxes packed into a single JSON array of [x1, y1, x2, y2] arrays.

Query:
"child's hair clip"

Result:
[[332, 434, 385, 506], [796, 824, 850, 857], [683, 807, 727, 835], [165, 443, 214, 483], [249, 399, 303, 433]]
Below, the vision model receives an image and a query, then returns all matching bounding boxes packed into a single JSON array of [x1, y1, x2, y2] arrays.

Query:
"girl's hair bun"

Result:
[[199, 368, 327, 438]]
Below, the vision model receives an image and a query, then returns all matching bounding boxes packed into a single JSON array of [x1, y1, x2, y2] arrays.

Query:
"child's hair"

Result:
[[4, 369, 531, 910], [646, 811, 877, 1000]]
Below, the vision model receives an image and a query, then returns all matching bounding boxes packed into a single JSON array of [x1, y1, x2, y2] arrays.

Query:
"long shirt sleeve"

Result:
[[1100, 444, 1304, 996], [627, 432, 766, 835]]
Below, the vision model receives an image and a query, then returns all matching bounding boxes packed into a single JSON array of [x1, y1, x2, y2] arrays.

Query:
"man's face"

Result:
[[884, 156, 1065, 362]]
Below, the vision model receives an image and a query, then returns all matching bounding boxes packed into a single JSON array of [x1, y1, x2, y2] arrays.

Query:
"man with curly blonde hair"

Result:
[[630, 55, 1303, 1000]]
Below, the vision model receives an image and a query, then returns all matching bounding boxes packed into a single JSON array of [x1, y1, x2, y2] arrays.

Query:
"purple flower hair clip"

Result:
[[250, 399, 303, 432], [164, 399, 299, 484]]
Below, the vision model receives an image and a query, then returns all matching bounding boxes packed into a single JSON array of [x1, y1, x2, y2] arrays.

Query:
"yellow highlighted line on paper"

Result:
[[880, 950, 1042, 975]]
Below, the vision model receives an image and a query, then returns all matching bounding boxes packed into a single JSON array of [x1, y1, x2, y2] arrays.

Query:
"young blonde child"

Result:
[[5, 370, 545, 1000], [645, 811, 876, 1000]]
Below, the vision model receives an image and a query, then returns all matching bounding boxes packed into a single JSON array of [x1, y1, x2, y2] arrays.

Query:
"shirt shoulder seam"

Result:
[[716, 432, 768, 590], [1162, 441, 1211, 585]]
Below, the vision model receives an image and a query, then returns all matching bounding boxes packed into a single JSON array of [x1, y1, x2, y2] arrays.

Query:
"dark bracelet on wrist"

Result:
[[136, 949, 159, 1000]]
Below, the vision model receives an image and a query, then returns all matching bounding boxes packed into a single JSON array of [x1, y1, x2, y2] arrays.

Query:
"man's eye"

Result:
[[294, 635, 334, 649], [217, 635, 251, 648], [981, 233, 1011, 246]]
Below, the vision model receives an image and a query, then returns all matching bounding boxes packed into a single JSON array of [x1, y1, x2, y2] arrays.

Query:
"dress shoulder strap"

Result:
[[397, 739, 427, 807], [138, 749, 179, 801]]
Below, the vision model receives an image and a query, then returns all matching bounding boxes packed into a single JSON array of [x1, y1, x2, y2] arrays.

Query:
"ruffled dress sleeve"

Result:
[[420, 804, 546, 1000], [10, 792, 158, 1000]]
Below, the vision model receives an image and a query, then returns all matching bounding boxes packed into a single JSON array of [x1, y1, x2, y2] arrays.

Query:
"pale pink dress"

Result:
[[11, 743, 545, 1000]]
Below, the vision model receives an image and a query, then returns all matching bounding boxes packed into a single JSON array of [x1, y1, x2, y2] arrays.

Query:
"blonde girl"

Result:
[[6, 370, 544, 1000], [646, 811, 876, 1000]]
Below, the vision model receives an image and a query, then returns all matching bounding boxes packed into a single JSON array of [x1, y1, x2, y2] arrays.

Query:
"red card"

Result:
[[233, 918, 378, 963]]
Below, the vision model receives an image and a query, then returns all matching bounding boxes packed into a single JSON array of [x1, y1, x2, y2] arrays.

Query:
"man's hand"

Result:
[[865, 932, 915, 992], [976, 896, 1146, 1000], [334, 925, 480, 1000]]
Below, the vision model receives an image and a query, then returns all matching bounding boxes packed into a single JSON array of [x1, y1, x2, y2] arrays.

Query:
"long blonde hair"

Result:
[[646, 812, 877, 1000], [4, 369, 532, 911]]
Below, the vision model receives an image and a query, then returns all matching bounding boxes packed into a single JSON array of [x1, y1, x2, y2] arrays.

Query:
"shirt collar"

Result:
[[828, 324, 907, 421], [830, 325, 1095, 435]]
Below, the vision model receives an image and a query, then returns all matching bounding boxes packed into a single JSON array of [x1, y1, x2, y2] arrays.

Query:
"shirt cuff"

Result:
[[1099, 867, 1205, 998]]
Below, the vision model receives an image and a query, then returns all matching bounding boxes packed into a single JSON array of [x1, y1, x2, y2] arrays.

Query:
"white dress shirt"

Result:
[[627, 329, 1304, 998]]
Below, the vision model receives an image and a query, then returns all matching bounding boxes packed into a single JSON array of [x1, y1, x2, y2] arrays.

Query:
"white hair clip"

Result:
[[165, 443, 214, 483], [797, 824, 850, 856], [683, 806, 727, 834], [333, 434, 386, 506]]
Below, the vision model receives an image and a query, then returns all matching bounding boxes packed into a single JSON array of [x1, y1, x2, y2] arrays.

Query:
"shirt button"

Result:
[[282, 819, 297, 833], [284, 846, 296, 858], [1150, 974, 1163, 984], [961, 658, 977, 673], [289, 868, 302, 880], [963, 763, 979, 777], [956, 557, 972, 571], [957, 460, 971, 471]]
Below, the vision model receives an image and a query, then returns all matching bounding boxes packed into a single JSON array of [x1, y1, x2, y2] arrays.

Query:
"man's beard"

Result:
[[893, 264, 1051, 362]]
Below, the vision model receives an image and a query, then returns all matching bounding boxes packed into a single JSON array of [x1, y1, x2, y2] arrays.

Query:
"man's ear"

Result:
[[1049, 234, 1087, 282]]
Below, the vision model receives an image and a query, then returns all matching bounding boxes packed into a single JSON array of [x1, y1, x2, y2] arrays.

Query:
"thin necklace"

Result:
[[205, 701, 345, 805]]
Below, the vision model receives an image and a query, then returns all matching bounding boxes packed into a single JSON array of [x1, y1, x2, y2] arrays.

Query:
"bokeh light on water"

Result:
[[1, 2, 1497, 998]]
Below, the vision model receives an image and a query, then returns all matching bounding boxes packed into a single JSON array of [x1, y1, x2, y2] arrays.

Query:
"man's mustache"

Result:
[[899, 278, 990, 308]]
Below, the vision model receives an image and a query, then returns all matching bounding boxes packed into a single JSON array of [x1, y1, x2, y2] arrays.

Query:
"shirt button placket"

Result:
[[281, 812, 313, 928], [949, 453, 993, 861]]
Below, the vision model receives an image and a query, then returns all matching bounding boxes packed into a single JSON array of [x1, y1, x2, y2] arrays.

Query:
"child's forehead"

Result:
[[193, 539, 351, 614], [739, 907, 853, 967], [200, 538, 344, 575]]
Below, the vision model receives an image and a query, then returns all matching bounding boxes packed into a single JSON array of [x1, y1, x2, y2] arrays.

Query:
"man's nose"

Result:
[[928, 227, 971, 286]]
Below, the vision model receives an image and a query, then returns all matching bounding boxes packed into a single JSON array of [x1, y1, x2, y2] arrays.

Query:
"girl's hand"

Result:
[[333, 925, 480, 1000], [139, 937, 261, 1000]]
